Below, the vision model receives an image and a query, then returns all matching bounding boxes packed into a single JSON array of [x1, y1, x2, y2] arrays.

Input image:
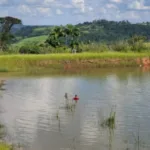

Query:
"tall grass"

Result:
[[80, 43, 109, 52], [0, 143, 12, 150], [0, 52, 150, 60], [0, 52, 149, 72]]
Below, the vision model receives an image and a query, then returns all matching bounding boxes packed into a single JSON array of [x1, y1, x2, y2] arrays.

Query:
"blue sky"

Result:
[[0, 0, 150, 25]]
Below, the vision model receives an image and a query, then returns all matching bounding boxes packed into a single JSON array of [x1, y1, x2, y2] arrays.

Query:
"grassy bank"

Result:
[[0, 52, 150, 72], [0, 143, 12, 150]]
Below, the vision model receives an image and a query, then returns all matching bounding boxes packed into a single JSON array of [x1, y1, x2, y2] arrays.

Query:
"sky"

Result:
[[0, 0, 150, 25]]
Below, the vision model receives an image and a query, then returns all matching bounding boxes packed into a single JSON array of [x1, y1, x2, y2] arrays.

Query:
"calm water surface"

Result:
[[0, 68, 150, 150]]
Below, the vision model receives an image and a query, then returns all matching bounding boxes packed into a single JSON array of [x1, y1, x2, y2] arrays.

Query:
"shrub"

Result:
[[19, 44, 41, 54], [111, 41, 130, 52], [80, 43, 109, 52], [128, 35, 148, 52]]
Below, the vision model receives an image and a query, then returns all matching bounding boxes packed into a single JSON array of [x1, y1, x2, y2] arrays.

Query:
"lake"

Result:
[[0, 68, 150, 150]]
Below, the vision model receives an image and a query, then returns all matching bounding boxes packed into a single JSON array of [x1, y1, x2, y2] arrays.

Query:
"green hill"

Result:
[[13, 35, 47, 47], [13, 20, 150, 44]]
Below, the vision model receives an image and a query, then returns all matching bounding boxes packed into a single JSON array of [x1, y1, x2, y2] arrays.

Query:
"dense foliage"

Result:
[[45, 25, 80, 50], [12, 20, 150, 43], [0, 16, 22, 51], [1, 17, 150, 54]]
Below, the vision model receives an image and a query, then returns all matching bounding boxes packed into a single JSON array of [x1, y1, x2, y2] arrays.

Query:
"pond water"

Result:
[[0, 68, 150, 150]]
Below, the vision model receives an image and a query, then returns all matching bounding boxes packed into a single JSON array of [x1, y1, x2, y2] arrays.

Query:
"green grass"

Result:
[[12, 35, 47, 47], [0, 52, 149, 72], [0, 68, 8, 72], [0, 143, 11, 150], [0, 52, 150, 60], [33, 27, 48, 32]]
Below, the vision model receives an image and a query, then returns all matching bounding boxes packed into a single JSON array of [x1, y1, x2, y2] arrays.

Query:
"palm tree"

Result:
[[46, 25, 80, 51], [46, 26, 65, 48], [64, 24, 80, 51]]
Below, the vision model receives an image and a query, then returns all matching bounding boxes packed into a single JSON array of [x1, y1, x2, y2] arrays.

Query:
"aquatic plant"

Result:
[[56, 110, 59, 119], [132, 128, 147, 150], [64, 93, 76, 112], [65, 99, 76, 112], [101, 109, 116, 129]]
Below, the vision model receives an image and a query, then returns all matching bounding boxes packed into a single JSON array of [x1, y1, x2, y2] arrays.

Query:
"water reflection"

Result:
[[0, 69, 150, 150]]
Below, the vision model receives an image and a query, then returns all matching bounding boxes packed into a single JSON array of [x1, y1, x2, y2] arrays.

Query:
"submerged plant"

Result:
[[56, 110, 60, 119], [65, 100, 76, 112], [0, 123, 5, 139], [101, 109, 116, 129], [64, 93, 76, 112], [132, 128, 147, 150]]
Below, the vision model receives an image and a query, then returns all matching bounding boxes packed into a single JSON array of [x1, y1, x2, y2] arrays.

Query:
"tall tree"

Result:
[[0, 16, 22, 50]]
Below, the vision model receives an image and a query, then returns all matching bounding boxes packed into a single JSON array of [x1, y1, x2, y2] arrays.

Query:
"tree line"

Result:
[[0, 16, 150, 53], [13, 19, 150, 43]]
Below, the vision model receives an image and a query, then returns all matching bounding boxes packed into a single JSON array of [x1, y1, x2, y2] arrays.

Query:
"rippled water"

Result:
[[0, 68, 150, 150]]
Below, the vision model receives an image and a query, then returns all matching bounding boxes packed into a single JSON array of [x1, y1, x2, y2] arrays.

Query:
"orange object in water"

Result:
[[73, 95, 79, 101]]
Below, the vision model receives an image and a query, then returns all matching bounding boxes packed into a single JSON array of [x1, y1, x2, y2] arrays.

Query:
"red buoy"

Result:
[[73, 95, 79, 101]]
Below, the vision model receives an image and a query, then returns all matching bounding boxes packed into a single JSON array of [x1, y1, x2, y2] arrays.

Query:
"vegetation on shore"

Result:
[[0, 16, 150, 71], [0, 142, 12, 150], [0, 52, 149, 72]]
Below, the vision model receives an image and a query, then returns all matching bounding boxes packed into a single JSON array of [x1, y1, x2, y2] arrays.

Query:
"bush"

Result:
[[128, 35, 148, 52], [80, 43, 109, 52], [19, 44, 41, 54], [111, 41, 130, 52], [130, 42, 147, 52]]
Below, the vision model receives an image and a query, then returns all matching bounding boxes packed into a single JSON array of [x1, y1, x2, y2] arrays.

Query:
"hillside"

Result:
[[13, 20, 150, 44], [13, 35, 47, 47]]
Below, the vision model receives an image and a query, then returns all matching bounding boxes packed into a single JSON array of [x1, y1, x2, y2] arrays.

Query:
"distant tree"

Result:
[[0, 16, 22, 51], [13, 19, 150, 44]]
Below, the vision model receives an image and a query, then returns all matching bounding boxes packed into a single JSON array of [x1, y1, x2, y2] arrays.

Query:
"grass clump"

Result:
[[101, 109, 116, 129], [80, 43, 109, 52], [65, 94, 76, 112], [0, 68, 8, 73], [0, 143, 12, 150]]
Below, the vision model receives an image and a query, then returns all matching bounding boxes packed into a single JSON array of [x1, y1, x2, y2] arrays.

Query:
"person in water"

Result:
[[64, 93, 68, 100], [73, 95, 79, 101]]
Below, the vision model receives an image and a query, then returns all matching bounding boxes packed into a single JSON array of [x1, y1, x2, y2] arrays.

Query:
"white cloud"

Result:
[[129, 0, 150, 10], [18, 4, 51, 17], [43, 0, 55, 5], [56, 9, 63, 15], [0, 0, 8, 5], [99, 7, 107, 14], [110, 0, 122, 3], [26, 0, 38, 3], [72, 0, 85, 13], [106, 4, 117, 9], [18, 5, 31, 14], [56, 3, 73, 9], [87, 7, 93, 12], [37, 7, 51, 16], [121, 11, 140, 20], [0, 10, 8, 17]]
